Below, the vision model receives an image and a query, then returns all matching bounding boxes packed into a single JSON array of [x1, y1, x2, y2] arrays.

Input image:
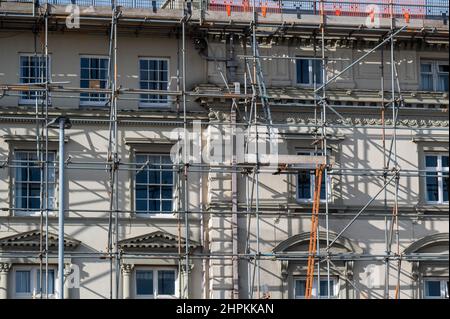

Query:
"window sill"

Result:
[[13, 211, 58, 218], [138, 103, 171, 108]]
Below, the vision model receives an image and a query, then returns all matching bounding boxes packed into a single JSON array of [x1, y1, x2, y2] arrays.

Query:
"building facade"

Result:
[[0, 0, 448, 299]]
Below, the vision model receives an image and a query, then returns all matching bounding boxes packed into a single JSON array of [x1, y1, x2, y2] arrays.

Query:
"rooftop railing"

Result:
[[2, 0, 449, 19]]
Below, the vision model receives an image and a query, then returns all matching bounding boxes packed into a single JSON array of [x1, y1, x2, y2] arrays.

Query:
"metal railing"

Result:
[[2, 0, 448, 19]]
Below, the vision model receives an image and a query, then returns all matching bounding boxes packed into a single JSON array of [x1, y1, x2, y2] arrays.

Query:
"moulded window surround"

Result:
[[12, 150, 57, 216], [134, 268, 178, 299], [420, 60, 449, 92], [19, 54, 51, 105], [296, 150, 331, 203], [13, 266, 57, 299], [134, 153, 175, 217], [138, 57, 170, 108], [423, 278, 449, 299], [294, 277, 339, 299], [296, 57, 324, 86], [80, 55, 109, 106], [424, 153, 449, 204]]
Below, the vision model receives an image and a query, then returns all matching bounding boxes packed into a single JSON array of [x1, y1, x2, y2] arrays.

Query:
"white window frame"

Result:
[[294, 276, 339, 299], [19, 54, 51, 105], [296, 149, 331, 203], [420, 60, 449, 92], [424, 153, 449, 205], [423, 277, 449, 299], [134, 267, 178, 299], [13, 266, 57, 299], [138, 57, 170, 108], [295, 57, 324, 87], [12, 150, 57, 217], [79, 55, 109, 107], [134, 153, 175, 217]]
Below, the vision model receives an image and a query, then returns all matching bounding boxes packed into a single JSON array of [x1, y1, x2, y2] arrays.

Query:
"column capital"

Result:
[[121, 263, 134, 274], [0, 263, 11, 273]]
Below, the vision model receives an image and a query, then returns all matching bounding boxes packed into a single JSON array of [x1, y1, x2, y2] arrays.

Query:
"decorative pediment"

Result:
[[404, 233, 449, 255], [118, 231, 199, 250], [0, 230, 80, 250], [273, 231, 363, 255]]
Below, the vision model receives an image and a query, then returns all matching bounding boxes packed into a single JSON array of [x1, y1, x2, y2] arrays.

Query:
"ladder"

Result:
[[305, 164, 325, 299]]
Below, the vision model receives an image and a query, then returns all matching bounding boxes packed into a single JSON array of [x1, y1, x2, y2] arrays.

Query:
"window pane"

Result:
[[319, 174, 327, 200], [36, 270, 55, 295], [426, 281, 441, 297], [319, 280, 334, 297], [15, 271, 31, 294], [443, 175, 449, 202], [442, 156, 449, 169], [426, 172, 439, 202], [295, 280, 306, 298], [425, 156, 438, 168], [421, 74, 433, 91], [136, 271, 153, 295], [136, 199, 147, 213], [298, 171, 311, 199], [296, 59, 310, 84], [161, 200, 172, 212], [438, 75, 449, 92], [313, 60, 323, 84], [158, 270, 175, 295], [420, 63, 432, 73]]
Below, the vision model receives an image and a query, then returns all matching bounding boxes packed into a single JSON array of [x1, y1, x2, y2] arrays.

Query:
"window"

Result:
[[135, 268, 177, 298], [294, 277, 339, 299], [139, 58, 169, 107], [80, 56, 108, 106], [424, 278, 449, 299], [14, 266, 56, 298], [19, 55, 49, 104], [135, 154, 174, 215], [425, 154, 449, 204], [420, 60, 449, 92], [296, 58, 323, 86], [297, 151, 330, 202], [14, 151, 56, 216]]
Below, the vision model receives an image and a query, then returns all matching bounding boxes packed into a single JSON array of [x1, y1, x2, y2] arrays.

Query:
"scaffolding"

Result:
[[0, 0, 448, 299]]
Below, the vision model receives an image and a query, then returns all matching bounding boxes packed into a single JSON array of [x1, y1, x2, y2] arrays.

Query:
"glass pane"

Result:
[[421, 74, 433, 91], [443, 176, 449, 202], [420, 63, 432, 73], [161, 200, 172, 212], [29, 198, 40, 209], [295, 280, 306, 298], [136, 199, 147, 213], [426, 172, 439, 202], [426, 281, 441, 297], [148, 186, 160, 200], [296, 59, 310, 84], [438, 75, 448, 92], [15, 271, 31, 294], [298, 171, 311, 199], [161, 169, 173, 185], [313, 60, 323, 84], [136, 271, 153, 295], [36, 270, 55, 295], [320, 174, 327, 200], [438, 65, 449, 73], [135, 185, 147, 200], [158, 270, 175, 295], [443, 156, 449, 169], [161, 186, 172, 199], [148, 200, 159, 213], [319, 280, 334, 297], [425, 156, 438, 168]]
